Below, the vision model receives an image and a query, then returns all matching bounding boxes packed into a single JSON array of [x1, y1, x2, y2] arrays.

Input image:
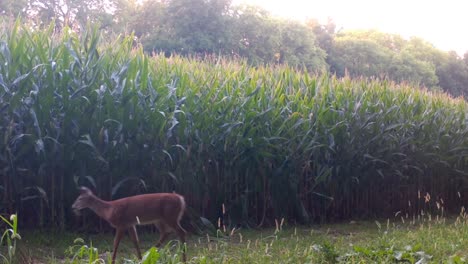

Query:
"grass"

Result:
[[15, 214, 468, 263]]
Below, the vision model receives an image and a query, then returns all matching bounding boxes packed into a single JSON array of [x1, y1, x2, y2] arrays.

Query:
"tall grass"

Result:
[[0, 21, 467, 229]]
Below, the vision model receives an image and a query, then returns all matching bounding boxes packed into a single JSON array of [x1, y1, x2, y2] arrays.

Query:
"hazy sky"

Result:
[[233, 0, 468, 55]]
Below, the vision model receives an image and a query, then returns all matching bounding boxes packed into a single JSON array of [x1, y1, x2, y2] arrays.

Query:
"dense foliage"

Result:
[[0, 24, 466, 229], [325, 30, 468, 98], [1, 0, 468, 98]]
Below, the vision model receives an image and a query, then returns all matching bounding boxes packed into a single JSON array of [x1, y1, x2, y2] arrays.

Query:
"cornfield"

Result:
[[0, 21, 467, 230]]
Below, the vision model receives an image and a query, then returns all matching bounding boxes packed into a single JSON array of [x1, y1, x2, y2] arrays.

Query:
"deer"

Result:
[[72, 186, 187, 264]]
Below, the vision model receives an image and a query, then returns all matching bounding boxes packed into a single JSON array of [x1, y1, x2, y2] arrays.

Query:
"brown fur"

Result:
[[72, 187, 187, 263]]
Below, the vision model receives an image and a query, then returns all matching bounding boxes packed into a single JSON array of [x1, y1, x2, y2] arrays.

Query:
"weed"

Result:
[[0, 214, 21, 264]]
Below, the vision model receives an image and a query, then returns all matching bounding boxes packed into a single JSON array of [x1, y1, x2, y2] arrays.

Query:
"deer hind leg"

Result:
[[154, 221, 170, 247], [111, 228, 125, 264], [165, 220, 187, 262], [128, 226, 142, 260], [174, 222, 187, 244], [176, 223, 187, 262]]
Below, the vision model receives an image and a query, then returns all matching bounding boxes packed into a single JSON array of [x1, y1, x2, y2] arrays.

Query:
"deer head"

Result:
[[72, 186, 94, 215]]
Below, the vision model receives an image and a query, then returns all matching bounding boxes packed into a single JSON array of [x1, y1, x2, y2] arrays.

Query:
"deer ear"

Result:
[[79, 186, 92, 195]]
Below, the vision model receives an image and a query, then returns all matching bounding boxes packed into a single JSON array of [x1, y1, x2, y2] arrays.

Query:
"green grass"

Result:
[[16, 215, 468, 263]]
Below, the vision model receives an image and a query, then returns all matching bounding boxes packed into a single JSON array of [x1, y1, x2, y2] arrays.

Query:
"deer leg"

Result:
[[128, 226, 142, 260], [111, 228, 125, 264], [175, 223, 187, 262], [175, 223, 187, 244], [166, 221, 187, 262], [154, 222, 170, 247]]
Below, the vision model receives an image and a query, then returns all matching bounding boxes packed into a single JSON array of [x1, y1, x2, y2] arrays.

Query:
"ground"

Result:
[[14, 217, 468, 263]]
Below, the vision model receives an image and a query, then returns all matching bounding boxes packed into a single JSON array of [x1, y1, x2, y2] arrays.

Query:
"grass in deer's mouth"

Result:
[[18, 217, 468, 263]]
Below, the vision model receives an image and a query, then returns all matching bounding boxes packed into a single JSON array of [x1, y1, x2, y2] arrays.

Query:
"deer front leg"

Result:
[[128, 225, 142, 260], [111, 228, 125, 264]]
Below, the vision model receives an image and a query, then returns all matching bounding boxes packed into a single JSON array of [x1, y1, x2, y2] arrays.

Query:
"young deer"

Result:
[[72, 186, 187, 263]]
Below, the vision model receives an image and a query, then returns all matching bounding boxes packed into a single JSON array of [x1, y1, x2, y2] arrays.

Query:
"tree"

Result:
[[277, 21, 327, 72], [133, 0, 234, 55], [117, 0, 167, 38], [328, 31, 439, 88], [0, 0, 28, 17], [388, 50, 438, 87], [436, 51, 468, 98], [126, 0, 183, 55], [328, 35, 393, 78], [28, 0, 116, 30], [229, 5, 280, 64], [164, 0, 233, 54], [111, 0, 139, 34], [306, 18, 336, 54], [229, 5, 327, 71]]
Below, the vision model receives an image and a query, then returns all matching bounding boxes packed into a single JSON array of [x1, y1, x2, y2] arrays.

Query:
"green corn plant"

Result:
[[0, 19, 466, 230], [64, 238, 105, 264]]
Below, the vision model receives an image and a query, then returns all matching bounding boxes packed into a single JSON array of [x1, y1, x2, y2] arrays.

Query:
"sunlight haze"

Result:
[[233, 0, 468, 55]]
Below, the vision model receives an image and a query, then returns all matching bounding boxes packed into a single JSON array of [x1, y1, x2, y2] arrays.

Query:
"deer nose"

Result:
[[72, 201, 81, 210]]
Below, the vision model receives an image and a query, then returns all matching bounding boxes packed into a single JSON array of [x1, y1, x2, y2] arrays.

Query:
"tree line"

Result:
[[1, 0, 467, 98]]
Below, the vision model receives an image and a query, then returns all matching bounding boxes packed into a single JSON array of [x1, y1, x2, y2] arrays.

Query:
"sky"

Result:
[[233, 0, 468, 56]]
